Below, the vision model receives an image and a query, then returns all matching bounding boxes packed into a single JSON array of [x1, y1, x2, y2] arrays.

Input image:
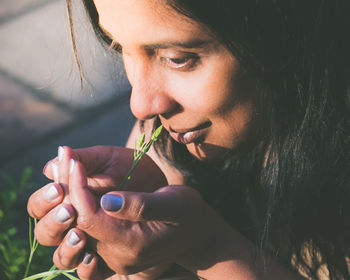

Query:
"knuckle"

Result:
[[77, 214, 94, 231], [53, 250, 69, 270], [34, 225, 60, 246], [27, 198, 43, 219], [128, 194, 147, 220], [27, 206, 39, 219], [54, 247, 78, 270]]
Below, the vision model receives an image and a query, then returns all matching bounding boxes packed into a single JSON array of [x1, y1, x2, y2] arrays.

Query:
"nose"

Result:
[[128, 59, 178, 120]]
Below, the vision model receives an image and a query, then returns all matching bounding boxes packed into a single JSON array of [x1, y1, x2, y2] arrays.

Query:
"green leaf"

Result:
[[8, 227, 17, 236], [151, 125, 163, 141], [22, 270, 64, 280], [42, 265, 58, 280], [1, 172, 16, 189], [137, 133, 145, 148], [21, 167, 33, 184]]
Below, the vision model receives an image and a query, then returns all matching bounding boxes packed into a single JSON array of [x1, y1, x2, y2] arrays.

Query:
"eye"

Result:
[[161, 54, 199, 71]]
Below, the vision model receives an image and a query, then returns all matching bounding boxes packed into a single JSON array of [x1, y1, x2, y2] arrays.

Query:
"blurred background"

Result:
[[0, 0, 134, 189], [0, 1, 134, 277]]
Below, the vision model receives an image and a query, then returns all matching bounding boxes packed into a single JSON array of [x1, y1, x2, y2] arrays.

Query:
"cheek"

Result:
[[166, 69, 237, 115]]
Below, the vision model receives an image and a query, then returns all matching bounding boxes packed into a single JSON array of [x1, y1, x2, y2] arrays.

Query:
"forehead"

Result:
[[93, 0, 212, 45]]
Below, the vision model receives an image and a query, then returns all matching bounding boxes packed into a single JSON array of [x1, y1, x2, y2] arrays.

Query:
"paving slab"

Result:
[[0, 73, 73, 161], [0, 0, 130, 108], [0, 0, 47, 21], [1, 96, 135, 194]]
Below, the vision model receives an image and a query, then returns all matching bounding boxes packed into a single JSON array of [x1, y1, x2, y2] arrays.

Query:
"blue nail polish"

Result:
[[101, 194, 123, 212]]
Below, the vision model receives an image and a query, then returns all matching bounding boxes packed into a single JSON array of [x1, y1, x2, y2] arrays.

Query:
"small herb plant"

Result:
[[120, 125, 163, 189], [23, 125, 163, 279], [0, 168, 52, 280]]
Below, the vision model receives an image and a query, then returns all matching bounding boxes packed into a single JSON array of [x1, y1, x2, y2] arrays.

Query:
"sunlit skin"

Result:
[[96, 0, 258, 161], [26, 2, 304, 278]]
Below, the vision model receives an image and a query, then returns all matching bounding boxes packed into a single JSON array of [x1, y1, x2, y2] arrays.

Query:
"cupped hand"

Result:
[[43, 145, 168, 193], [27, 145, 172, 279], [52, 227, 172, 280], [56, 158, 221, 278], [27, 145, 168, 245]]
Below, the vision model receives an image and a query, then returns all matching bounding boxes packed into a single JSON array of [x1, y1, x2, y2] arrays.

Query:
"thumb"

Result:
[[100, 185, 200, 223]]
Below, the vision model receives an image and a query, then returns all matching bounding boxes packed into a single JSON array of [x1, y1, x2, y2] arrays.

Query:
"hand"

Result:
[[53, 226, 171, 280], [43, 145, 168, 194], [27, 146, 171, 279], [58, 158, 222, 278]]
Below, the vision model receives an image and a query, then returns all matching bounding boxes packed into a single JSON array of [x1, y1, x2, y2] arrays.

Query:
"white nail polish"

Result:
[[44, 184, 59, 201], [67, 231, 80, 247], [52, 163, 59, 182], [55, 206, 71, 223], [69, 159, 75, 174], [58, 146, 64, 162]]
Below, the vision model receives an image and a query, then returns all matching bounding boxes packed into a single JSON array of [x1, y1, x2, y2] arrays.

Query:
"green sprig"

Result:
[[120, 125, 163, 189], [23, 125, 163, 279], [23, 218, 39, 279]]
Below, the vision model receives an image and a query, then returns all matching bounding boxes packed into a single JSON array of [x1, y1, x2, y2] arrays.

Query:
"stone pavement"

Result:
[[0, 0, 134, 194]]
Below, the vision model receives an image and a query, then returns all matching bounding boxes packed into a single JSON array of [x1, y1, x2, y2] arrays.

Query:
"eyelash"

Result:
[[110, 43, 200, 71], [161, 55, 200, 71]]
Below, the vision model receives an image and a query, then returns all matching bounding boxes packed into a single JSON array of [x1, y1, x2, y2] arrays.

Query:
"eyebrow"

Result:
[[99, 24, 213, 51], [144, 40, 213, 50]]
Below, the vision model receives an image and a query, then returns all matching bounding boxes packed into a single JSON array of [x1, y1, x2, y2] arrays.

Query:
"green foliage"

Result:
[[0, 168, 52, 280], [121, 125, 163, 189], [1, 128, 163, 279]]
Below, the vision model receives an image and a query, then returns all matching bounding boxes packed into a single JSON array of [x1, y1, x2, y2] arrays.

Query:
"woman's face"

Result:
[[94, 0, 258, 161]]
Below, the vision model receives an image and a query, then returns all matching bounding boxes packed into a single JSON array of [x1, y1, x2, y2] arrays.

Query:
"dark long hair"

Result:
[[68, 0, 350, 278]]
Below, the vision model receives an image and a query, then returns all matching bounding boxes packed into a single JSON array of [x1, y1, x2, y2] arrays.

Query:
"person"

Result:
[[27, 0, 349, 279]]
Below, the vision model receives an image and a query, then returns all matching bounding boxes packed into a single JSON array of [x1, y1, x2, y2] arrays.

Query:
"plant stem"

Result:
[[22, 268, 77, 280], [119, 126, 162, 190], [24, 217, 37, 278], [24, 250, 35, 279]]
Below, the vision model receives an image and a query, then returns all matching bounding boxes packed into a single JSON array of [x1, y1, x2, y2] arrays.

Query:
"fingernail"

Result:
[[43, 160, 52, 174], [83, 252, 93, 265], [69, 159, 75, 174], [58, 146, 64, 162], [52, 163, 59, 182], [44, 184, 59, 201], [100, 194, 123, 212], [55, 205, 71, 223], [67, 231, 80, 247]]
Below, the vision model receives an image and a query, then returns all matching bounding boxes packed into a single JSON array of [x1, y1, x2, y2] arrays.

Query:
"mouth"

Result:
[[168, 122, 211, 145]]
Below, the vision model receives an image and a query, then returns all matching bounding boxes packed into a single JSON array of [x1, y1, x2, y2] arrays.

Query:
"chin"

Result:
[[186, 143, 232, 162]]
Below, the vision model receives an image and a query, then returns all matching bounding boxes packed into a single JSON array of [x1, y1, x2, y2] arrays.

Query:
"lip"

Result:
[[168, 122, 210, 144]]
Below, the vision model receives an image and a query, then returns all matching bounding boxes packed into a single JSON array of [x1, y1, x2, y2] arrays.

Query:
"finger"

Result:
[[53, 228, 86, 270], [69, 160, 125, 240], [100, 185, 200, 223], [73, 146, 125, 176], [42, 159, 56, 181], [58, 146, 78, 203], [34, 203, 76, 246], [76, 253, 104, 280], [42, 146, 78, 184], [69, 160, 100, 230], [44, 147, 121, 191], [70, 146, 168, 192], [72, 146, 131, 190], [27, 183, 64, 219]]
